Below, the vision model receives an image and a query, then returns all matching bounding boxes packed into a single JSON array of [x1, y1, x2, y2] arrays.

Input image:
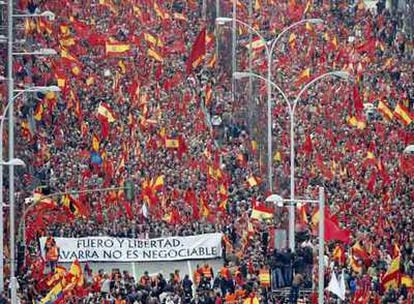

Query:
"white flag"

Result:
[[326, 271, 345, 300], [141, 203, 149, 218]]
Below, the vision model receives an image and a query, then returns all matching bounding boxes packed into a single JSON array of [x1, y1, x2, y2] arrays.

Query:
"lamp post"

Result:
[[216, 17, 323, 194], [234, 71, 350, 251], [12, 48, 57, 56], [266, 187, 325, 304], [0, 85, 60, 298]]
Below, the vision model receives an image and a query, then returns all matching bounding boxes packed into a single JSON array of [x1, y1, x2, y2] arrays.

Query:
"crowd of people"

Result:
[[0, 0, 413, 302]]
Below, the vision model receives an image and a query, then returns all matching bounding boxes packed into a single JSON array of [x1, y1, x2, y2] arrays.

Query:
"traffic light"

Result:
[[125, 180, 135, 201]]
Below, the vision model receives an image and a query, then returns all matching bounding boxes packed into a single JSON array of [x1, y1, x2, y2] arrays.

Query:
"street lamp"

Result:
[[0, 85, 60, 297], [0, 159, 26, 167], [266, 187, 325, 304], [13, 10, 55, 20], [13, 48, 57, 56], [3, 0, 56, 299], [234, 70, 351, 252], [216, 17, 324, 195]]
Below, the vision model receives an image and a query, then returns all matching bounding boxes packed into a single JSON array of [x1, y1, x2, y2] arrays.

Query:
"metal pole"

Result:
[[0, 81, 3, 294], [231, 0, 237, 119], [248, 0, 253, 111], [318, 187, 325, 304], [267, 56, 273, 193], [289, 112, 295, 251], [7, 0, 17, 300], [215, 0, 220, 64]]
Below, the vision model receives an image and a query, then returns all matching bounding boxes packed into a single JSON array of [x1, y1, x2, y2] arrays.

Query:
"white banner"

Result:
[[39, 233, 223, 262]]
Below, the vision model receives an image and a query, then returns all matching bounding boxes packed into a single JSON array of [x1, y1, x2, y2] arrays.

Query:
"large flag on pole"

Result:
[[186, 27, 206, 74]]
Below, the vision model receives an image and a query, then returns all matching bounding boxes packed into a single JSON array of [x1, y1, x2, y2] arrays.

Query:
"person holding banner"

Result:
[[44, 236, 59, 272]]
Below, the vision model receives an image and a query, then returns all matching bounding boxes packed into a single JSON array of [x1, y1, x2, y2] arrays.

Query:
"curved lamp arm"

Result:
[[292, 71, 351, 113]]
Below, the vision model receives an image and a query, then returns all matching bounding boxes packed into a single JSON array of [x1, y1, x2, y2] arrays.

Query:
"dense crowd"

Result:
[[0, 0, 413, 303]]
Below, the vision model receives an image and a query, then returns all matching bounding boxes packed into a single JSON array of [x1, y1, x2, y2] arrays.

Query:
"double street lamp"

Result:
[[216, 17, 324, 194], [234, 70, 350, 251], [216, 16, 351, 251]]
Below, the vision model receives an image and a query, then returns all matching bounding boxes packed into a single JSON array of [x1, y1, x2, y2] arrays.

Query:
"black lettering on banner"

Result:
[[178, 249, 187, 257], [61, 250, 70, 260], [77, 239, 84, 248], [164, 239, 173, 248], [172, 239, 180, 247], [116, 239, 125, 247], [103, 250, 113, 259], [190, 248, 198, 256], [113, 250, 122, 259], [168, 249, 178, 258], [150, 240, 156, 248], [211, 246, 218, 256], [97, 239, 104, 248], [199, 247, 205, 256], [127, 250, 140, 259], [143, 250, 151, 259], [104, 239, 114, 248], [69, 251, 77, 259]]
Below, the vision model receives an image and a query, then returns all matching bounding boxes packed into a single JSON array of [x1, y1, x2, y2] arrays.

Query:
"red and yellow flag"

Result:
[[377, 100, 393, 121], [97, 103, 116, 123], [147, 48, 164, 62], [105, 42, 130, 56], [394, 103, 412, 126], [382, 258, 401, 290], [186, 27, 206, 74], [251, 202, 273, 221]]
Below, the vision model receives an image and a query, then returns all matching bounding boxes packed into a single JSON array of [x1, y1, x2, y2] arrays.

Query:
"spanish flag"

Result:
[[245, 37, 266, 51], [153, 1, 170, 19], [165, 138, 180, 149], [97, 103, 116, 123], [147, 48, 164, 62], [68, 259, 84, 287], [62, 195, 89, 218], [347, 115, 366, 129], [200, 198, 210, 218], [144, 33, 163, 47], [295, 68, 311, 86], [394, 103, 412, 126], [61, 48, 80, 64], [208, 166, 222, 181], [382, 257, 401, 290], [55, 73, 66, 89], [251, 201, 273, 221], [332, 245, 345, 265], [46, 266, 67, 287], [40, 281, 64, 304], [105, 42, 130, 56], [246, 175, 260, 188], [377, 100, 393, 121], [151, 175, 164, 191], [186, 27, 206, 74]]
